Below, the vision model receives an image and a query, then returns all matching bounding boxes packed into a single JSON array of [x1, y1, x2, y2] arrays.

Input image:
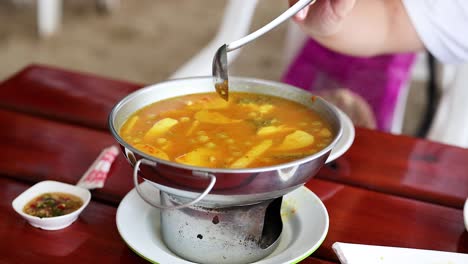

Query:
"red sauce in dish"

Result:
[[23, 192, 83, 218]]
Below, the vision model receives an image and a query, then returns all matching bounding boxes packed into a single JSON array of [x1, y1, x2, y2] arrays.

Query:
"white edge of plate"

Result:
[[284, 187, 329, 264], [252, 186, 329, 264]]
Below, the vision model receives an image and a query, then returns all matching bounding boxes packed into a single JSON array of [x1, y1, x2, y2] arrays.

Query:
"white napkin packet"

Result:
[[332, 242, 468, 264], [76, 145, 119, 189], [464, 198, 468, 232]]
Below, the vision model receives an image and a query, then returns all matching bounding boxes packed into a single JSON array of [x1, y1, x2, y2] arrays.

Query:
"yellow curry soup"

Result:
[[120, 92, 334, 169]]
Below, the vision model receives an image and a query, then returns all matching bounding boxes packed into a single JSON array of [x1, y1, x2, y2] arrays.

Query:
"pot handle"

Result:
[[133, 159, 216, 210], [325, 108, 355, 164]]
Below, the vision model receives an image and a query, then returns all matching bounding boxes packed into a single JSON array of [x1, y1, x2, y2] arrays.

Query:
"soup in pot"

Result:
[[119, 92, 334, 168]]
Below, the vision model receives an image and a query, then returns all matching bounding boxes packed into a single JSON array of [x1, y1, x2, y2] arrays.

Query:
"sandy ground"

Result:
[[0, 0, 425, 135], [0, 0, 288, 83]]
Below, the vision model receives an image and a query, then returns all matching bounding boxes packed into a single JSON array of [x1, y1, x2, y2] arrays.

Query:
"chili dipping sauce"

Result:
[[23, 192, 83, 218]]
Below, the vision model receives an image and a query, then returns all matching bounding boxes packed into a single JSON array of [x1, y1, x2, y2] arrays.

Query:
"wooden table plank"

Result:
[[0, 64, 142, 131], [0, 109, 134, 205], [3, 102, 467, 210], [300, 258, 337, 264], [1, 100, 468, 251], [317, 128, 468, 209], [306, 179, 468, 262], [0, 177, 146, 264], [1, 65, 467, 264], [1, 65, 467, 209], [1, 177, 334, 264], [3, 106, 466, 262]]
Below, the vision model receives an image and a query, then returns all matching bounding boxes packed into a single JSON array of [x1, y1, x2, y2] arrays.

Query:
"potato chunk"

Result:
[[190, 97, 230, 110], [143, 118, 178, 142], [185, 120, 200, 136], [240, 102, 274, 114], [257, 125, 289, 136], [175, 148, 216, 167], [194, 110, 240, 124], [258, 104, 274, 114], [230, 139, 273, 168], [121, 115, 139, 135], [276, 130, 314, 151]]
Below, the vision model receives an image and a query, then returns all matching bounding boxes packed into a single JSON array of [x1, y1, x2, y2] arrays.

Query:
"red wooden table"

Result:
[[0, 64, 467, 264]]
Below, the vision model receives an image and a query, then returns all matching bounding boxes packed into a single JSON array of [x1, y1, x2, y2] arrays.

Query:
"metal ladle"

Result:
[[213, 0, 317, 101]]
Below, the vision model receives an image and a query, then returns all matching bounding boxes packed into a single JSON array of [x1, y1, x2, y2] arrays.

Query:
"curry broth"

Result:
[[120, 92, 334, 168]]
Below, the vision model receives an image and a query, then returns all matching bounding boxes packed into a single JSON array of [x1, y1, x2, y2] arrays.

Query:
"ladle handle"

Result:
[[227, 0, 316, 52], [133, 159, 216, 210]]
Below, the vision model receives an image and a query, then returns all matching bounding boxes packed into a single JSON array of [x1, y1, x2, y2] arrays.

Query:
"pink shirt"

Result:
[[282, 39, 416, 131]]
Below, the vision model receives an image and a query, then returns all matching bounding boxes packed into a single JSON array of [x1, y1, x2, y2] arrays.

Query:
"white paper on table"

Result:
[[332, 242, 468, 264], [76, 145, 119, 189], [464, 198, 468, 232]]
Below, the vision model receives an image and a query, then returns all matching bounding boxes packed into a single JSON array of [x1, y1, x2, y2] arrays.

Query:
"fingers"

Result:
[[289, 0, 310, 22], [319, 88, 377, 129], [287, 0, 356, 37], [294, 5, 310, 22]]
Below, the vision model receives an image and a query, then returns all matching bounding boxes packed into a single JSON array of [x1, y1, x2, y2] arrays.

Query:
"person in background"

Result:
[[282, 34, 415, 131], [283, 0, 468, 131]]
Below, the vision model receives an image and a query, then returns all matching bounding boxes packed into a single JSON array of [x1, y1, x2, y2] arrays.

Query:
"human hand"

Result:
[[289, 0, 356, 37], [318, 88, 377, 129]]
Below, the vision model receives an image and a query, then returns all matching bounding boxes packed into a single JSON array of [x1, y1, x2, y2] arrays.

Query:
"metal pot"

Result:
[[109, 76, 343, 207]]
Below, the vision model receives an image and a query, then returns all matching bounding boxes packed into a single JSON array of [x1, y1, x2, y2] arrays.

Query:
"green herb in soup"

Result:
[[23, 192, 83, 218], [120, 92, 335, 168]]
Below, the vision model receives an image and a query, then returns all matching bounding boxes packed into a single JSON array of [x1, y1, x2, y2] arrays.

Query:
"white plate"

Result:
[[116, 182, 329, 264], [327, 107, 355, 163]]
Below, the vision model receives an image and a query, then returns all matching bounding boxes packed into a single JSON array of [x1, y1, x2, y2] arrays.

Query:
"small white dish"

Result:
[[116, 182, 329, 264], [12, 180, 91, 230]]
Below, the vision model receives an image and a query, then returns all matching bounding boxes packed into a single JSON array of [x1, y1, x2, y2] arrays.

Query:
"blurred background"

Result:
[[0, 0, 427, 135]]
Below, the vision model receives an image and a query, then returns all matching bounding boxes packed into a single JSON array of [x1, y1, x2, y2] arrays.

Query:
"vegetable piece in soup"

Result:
[[119, 92, 335, 168], [23, 192, 83, 218]]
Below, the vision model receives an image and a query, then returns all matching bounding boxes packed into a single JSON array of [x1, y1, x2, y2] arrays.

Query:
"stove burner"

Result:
[[159, 192, 283, 264]]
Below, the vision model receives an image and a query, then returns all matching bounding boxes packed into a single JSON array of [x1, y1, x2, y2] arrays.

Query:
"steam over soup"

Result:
[[120, 92, 335, 168]]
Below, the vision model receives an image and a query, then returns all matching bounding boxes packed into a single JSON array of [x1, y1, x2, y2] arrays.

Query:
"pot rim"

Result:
[[108, 76, 343, 173]]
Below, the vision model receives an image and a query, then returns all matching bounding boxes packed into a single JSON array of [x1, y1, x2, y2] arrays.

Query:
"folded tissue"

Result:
[[332, 242, 468, 264]]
